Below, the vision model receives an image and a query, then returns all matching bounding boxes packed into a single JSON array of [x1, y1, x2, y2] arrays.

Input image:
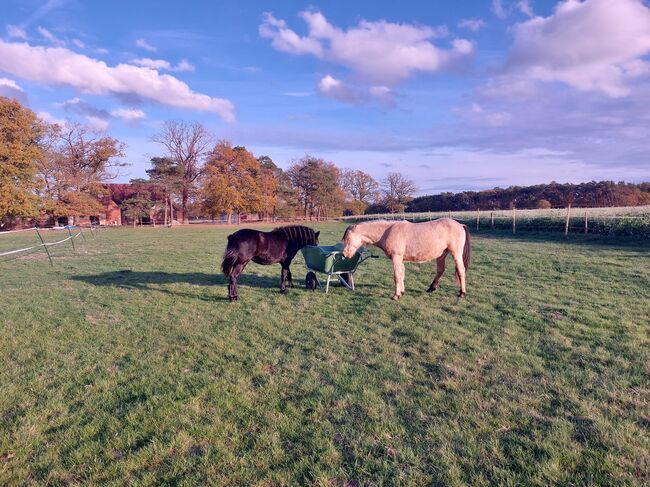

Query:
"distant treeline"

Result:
[[404, 181, 650, 212]]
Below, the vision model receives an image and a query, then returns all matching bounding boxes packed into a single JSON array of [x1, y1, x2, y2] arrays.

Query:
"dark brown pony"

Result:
[[222, 226, 319, 301]]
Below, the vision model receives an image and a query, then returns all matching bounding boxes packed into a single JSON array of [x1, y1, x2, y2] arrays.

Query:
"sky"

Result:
[[1, 0, 649, 194]]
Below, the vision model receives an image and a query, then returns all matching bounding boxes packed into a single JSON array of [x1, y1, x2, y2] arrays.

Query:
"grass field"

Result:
[[1, 224, 649, 485]]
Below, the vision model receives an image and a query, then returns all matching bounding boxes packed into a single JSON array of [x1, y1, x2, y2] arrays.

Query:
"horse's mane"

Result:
[[274, 225, 317, 245]]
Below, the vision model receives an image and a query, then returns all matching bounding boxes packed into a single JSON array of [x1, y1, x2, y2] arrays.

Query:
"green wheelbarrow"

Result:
[[301, 243, 376, 293]]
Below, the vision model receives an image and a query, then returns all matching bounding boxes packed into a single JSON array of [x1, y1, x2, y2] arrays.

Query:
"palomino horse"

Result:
[[342, 218, 471, 300], [222, 226, 319, 301]]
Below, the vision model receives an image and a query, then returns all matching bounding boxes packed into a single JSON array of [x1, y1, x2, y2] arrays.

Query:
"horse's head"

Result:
[[342, 225, 363, 258], [310, 230, 320, 246]]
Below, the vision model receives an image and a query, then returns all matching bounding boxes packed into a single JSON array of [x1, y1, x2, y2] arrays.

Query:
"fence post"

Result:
[[491, 211, 494, 229], [584, 209, 588, 234], [476, 209, 480, 230], [564, 204, 572, 236], [67, 226, 77, 253], [35, 228, 54, 266], [448, 210, 452, 219], [513, 207, 516, 234]]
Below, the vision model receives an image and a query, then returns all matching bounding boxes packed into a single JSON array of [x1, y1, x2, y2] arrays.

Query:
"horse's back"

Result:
[[389, 219, 465, 261]]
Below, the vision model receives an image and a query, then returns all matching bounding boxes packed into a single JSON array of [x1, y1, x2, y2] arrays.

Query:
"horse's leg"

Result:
[[287, 268, 294, 288], [391, 255, 405, 300], [229, 260, 248, 302], [280, 265, 289, 293], [427, 251, 448, 292], [451, 248, 467, 298]]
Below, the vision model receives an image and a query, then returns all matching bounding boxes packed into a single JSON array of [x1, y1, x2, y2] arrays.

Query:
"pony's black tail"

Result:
[[463, 225, 471, 271], [221, 239, 239, 277]]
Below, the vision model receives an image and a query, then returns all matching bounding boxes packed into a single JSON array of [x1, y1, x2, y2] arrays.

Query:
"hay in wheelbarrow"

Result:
[[301, 243, 375, 293]]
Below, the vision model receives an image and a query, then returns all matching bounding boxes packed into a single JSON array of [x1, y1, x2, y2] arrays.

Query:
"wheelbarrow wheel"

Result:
[[305, 271, 319, 290]]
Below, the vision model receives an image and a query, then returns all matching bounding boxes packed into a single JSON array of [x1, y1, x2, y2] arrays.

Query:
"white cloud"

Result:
[[6, 24, 27, 39], [260, 11, 473, 86], [492, 0, 507, 19], [318, 75, 395, 105], [37, 111, 67, 126], [318, 75, 361, 103], [86, 115, 109, 131], [110, 107, 146, 121], [135, 38, 157, 52], [0, 40, 235, 122], [458, 18, 487, 32], [259, 13, 323, 56], [37, 26, 65, 46], [72, 38, 85, 49], [507, 0, 650, 97], [175, 59, 195, 72], [516, 0, 534, 17], [95, 47, 109, 54], [131, 57, 172, 70], [0, 77, 26, 103], [0, 77, 24, 92], [131, 57, 195, 72]]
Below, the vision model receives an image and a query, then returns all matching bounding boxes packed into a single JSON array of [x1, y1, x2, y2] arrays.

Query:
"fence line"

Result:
[[0, 225, 96, 265]]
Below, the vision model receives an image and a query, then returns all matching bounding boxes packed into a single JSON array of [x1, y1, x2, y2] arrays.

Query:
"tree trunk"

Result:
[[169, 195, 174, 225], [164, 195, 168, 226], [182, 188, 189, 224], [227, 212, 232, 224]]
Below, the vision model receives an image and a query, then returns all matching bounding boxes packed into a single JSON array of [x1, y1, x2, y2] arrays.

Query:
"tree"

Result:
[[381, 172, 417, 213], [151, 121, 212, 224], [341, 169, 379, 215], [120, 181, 154, 228], [146, 157, 183, 225], [0, 97, 45, 227], [199, 142, 277, 223], [258, 155, 297, 218], [37, 122, 125, 224], [287, 156, 345, 219]]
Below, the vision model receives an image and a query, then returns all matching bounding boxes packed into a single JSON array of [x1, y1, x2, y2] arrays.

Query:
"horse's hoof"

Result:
[[280, 288, 287, 294], [458, 291, 466, 298], [427, 286, 436, 293], [391, 294, 401, 301], [229, 296, 238, 302]]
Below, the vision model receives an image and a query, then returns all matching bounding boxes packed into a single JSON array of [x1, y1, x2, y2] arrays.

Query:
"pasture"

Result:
[[1, 223, 649, 486]]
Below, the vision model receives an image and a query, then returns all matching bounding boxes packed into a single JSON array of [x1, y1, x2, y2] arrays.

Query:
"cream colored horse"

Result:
[[342, 218, 471, 300]]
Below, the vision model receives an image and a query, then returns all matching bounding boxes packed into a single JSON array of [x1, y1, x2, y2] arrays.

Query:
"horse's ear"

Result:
[[315, 231, 320, 239]]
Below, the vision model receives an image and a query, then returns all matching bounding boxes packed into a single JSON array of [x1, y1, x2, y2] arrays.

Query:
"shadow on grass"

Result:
[[71, 270, 283, 301]]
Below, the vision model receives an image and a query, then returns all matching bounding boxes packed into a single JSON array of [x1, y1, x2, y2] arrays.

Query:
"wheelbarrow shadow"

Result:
[[71, 270, 283, 301]]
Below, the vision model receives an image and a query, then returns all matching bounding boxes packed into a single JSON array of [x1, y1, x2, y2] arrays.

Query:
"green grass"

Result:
[[1, 224, 649, 486]]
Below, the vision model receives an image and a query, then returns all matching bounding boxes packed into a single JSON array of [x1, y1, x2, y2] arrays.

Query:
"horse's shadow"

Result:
[[71, 270, 281, 301]]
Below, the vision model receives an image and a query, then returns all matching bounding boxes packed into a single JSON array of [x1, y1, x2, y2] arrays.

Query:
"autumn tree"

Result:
[[151, 121, 212, 223], [37, 123, 125, 224], [146, 156, 183, 225], [287, 156, 345, 219], [258, 155, 298, 218], [0, 97, 46, 227], [199, 142, 277, 223], [341, 169, 379, 215], [381, 172, 417, 213]]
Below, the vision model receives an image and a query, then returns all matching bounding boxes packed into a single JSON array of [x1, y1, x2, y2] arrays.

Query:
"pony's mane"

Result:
[[274, 225, 317, 245]]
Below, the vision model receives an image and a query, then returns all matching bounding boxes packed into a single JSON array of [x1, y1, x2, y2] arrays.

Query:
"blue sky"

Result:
[[1, 0, 649, 193]]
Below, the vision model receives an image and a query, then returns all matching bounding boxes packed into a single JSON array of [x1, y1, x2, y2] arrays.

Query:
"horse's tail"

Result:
[[221, 238, 239, 277], [462, 224, 471, 271], [454, 225, 471, 283]]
